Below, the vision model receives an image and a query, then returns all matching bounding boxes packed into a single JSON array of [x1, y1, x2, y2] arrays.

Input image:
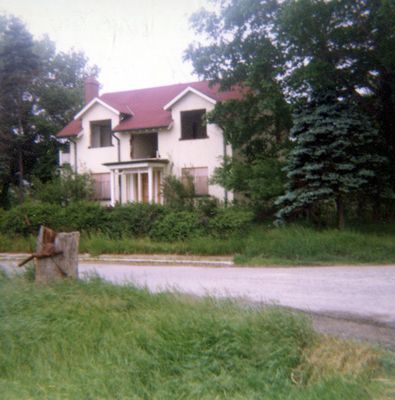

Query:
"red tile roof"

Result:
[[57, 119, 82, 138], [57, 81, 241, 137]]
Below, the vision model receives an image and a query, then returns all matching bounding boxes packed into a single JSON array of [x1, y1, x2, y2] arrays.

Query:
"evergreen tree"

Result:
[[276, 92, 387, 229]]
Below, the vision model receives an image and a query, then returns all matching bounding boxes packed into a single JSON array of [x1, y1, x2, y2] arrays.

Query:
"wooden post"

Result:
[[35, 227, 80, 284]]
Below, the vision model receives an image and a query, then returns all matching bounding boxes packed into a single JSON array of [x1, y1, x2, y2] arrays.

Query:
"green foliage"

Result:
[[0, 200, 105, 236], [79, 233, 244, 256], [208, 208, 254, 238], [60, 201, 108, 233], [0, 278, 389, 399], [277, 0, 395, 189], [186, 0, 395, 221], [162, 174, 195, 210], [0, 201, 64, 235], [235, 224, 395, 266], [213, 156, 287, 217], [105, 203, 166, 237], [149, 211, 204, 241], [31, 166, 94, 206], [0, 15, 97, 207], [276, 92, 388, 228]]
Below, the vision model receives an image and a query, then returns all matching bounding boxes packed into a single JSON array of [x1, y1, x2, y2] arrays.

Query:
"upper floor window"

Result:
[[90, 120, 112, 148], [180, 109, 207, 140]]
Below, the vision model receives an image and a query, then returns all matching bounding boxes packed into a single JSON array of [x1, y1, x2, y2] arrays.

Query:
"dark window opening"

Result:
[[91, 120, 112, 148], [181, 109, 207, 140], [62, 142, 70, 154]]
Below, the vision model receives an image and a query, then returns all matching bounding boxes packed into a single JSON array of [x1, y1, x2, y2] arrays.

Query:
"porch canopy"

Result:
[[104, 159, 169, 205]]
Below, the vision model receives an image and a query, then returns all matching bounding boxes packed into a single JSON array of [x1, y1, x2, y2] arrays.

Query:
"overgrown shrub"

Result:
[[62, 201, 108, 233], [0, 201, 64, 235], [149, 211, 204, 241], [0, 200, 255, 241], [31, 166, 94, 206], [208, 207, 254, 238], [106, 203, 167, 237], [195, 197, 219, 218], [162, 175, 195, 210]]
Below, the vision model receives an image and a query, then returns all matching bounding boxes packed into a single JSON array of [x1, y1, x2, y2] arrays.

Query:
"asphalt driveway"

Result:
[[79, 263, 395, 326]]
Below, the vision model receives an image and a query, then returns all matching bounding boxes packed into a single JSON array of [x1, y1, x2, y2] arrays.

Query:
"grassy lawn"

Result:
[[1, 222, 395, 265], [234, 224, 395, 265], [0, 273, 394, 399]]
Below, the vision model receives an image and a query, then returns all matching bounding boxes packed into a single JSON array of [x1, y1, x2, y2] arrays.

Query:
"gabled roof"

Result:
[[57, 119, 82, 138], [163, 86, 217, 110], [56, 81, 241, 137], [74, 97, 122, 120]]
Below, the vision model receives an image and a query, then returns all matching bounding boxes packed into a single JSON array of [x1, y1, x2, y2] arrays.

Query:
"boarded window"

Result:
[[92, 173, 111, 200], [91, 120, 112, 148], [180, 109, 207, 140], [182, 167, 209, 196]]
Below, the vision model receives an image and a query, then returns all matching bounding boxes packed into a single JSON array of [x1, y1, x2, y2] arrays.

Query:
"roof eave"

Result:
[[163, 86, 217, 111], [74, 97, 121, 120], [113, 124, 171, 133]]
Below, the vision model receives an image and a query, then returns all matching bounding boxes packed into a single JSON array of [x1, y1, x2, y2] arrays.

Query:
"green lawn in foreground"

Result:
[[0, 273, 393, 399], [1, 222, 395, 265]]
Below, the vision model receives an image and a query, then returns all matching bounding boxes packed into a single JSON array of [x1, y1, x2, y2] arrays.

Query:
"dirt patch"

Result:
[[309, 313, 395, 350]]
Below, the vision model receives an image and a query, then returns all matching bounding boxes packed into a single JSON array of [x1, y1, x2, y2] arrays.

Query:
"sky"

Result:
[[0, 0, 211, 93]]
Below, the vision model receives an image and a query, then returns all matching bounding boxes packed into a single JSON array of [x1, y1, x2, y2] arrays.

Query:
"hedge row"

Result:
[[0, 201, 254, 241]]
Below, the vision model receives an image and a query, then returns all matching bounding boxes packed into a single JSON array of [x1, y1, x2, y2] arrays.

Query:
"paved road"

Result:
[[79, 263, 395, 326]]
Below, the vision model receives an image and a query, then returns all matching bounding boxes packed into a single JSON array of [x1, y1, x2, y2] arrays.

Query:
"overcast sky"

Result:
[[0, 0, 211, 93]]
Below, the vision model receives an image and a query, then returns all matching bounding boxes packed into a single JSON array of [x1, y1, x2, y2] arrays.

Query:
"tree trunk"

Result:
[[336, 195, 345, 230], [372, 195, 382, 223], [17, 145, 24, 203]]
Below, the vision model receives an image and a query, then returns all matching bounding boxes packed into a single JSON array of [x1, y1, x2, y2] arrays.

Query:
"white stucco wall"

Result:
[[71, 103, 130, 174], [159, 91, 232, 201]]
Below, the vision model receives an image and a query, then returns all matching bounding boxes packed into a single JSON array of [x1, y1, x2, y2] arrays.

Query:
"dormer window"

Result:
[[180, 109, 207, 140], [90, 120, 112, 148]]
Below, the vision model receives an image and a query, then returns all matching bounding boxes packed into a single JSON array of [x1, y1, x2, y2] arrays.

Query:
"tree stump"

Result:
[[35, 227, 80, 284]]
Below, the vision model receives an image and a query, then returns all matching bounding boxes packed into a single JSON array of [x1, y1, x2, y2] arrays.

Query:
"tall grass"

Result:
[[2, 223, 395, 265], [235, 224, 395, 265], [0, 274, 392, 399], [79, 233, 245, 256]]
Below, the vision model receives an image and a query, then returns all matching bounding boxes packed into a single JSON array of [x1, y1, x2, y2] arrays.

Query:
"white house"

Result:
[[57, 78, 240, 205]]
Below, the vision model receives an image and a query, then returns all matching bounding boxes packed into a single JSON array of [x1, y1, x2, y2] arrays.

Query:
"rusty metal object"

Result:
[[18, 226, 63, 267]]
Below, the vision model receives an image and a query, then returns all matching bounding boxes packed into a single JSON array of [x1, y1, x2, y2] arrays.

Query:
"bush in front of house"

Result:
[[31, 166, 94, 206], [208, 207, 254, 238], [61, 201, 109, 233], [0, 199, 255, 241], [105, 203, 167, 237], [0, 201, 64, 236], [149, 211, 204, 241]]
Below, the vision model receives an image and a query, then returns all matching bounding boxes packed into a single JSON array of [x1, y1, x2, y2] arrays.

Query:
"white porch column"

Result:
[[121, 173, 127, 204], [110, 170, 116, 206], [130, 174, 135, 202], [148, 167, 154, 203], [137, 172, 142, 203], [114, 169, 120, 204]]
